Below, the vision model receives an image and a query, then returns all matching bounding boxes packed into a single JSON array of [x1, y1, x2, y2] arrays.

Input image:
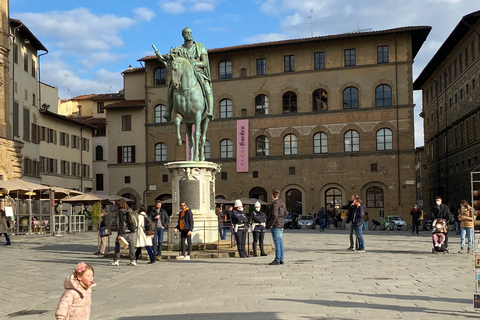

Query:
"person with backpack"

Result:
[[149, 200, 169, 261], [111, 198, 137, 266], [135, 205, 156, 264]]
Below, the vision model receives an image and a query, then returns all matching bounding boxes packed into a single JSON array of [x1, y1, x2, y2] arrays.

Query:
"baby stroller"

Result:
[[431, 219, 449, 254]]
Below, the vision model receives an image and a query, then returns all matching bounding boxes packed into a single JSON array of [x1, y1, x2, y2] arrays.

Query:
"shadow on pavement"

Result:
[[118, 312, 348, 320], [338, 292, 471, 305]]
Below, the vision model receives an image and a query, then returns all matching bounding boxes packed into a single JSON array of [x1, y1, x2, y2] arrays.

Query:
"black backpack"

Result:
[[144, 214, 156, 234]]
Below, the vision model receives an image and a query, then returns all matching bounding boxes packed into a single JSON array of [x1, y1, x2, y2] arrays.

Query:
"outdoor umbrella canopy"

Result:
[[0, 179, 51, 193], [93, 193, 134, 203], [62, 193, 108, 204], [40, 187, 83, 200]]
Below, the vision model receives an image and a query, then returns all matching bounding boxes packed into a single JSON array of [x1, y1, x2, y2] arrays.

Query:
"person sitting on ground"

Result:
[[432, 219, 447, 248]]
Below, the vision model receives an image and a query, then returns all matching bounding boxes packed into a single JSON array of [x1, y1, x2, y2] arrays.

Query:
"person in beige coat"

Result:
[[0, 209, 11, 245], [458, 200, 475, 253], [135, 205, 156, 264], [56, 262, 95, 320]]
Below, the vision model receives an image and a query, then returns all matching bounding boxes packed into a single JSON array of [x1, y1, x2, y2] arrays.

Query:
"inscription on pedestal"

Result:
[[179, 180, 200, 211]]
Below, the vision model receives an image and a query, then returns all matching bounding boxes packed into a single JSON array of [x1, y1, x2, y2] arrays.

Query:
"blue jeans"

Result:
[[319, 218, 326, 231], [1, 233, 10, 244], [460, 227, 473, 249], [153, 227, 164, 256], [353, 225, 365, 250], [271, 227, 284, 262], [364, 222, 368, 231], [221, 226, 230, 240], [455, 221, 461, 235]]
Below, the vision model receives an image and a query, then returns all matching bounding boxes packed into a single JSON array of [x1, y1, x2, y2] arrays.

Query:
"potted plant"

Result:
[[91, 201, 102, 231]]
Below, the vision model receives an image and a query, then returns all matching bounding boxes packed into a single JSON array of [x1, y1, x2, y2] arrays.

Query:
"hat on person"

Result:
[[254, 201, 261, 208], [234, 199, 243, 208]]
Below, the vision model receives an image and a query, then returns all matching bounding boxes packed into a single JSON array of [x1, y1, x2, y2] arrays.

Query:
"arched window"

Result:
[[204, 140, 211, 159], [325, 187, 343, 213], [255, 94, 269, 115], [155, 143, 167, 162], [286, 188, 302, 214], [376, 84, 392, 107], [313, 89, 328, 111], [284, 134, 298, 155], [154, 67, 166, 85], [344, 130, 359, 152], [313, 132, 328, 154], [366, 186, 384, 208], [249, 187, 268, 203], [220, 99, 232, 118], [95, 145, 103, 161], [154, 104, 167, 123], [376, 128, 393, 150], [283, 91, 297, 113], [219, 60, 232, 79], [255, 135, 269, 156], [220, 139, 233, 158], [343, 86, 359, 109]]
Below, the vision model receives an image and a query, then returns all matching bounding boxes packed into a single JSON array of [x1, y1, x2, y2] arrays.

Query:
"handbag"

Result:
[[100, 227, 112, 237]]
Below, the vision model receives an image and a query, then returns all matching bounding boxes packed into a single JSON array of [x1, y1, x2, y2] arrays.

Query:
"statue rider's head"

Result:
[[182, 27, 193, 42]]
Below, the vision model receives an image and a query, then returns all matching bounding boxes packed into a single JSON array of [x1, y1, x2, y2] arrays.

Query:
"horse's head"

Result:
[[166, 48, 193, 90]]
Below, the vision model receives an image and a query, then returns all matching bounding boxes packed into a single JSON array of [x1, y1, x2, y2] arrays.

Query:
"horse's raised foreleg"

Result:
[[174, 116, 182, 146], [185, 123, 195, 161], [193, 113, 203, 162]]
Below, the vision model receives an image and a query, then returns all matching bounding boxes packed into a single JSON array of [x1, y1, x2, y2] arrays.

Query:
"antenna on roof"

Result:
[[65, 74, 70, 100], [356, 23, 372, 33]]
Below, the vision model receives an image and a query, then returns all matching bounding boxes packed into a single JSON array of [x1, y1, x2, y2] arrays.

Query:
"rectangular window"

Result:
[[13, 43, 18, 64], [314, 52, 325, 69], [117, 146, 136, 163], [97, 102, 105, 114], [221, 172, 227, 181], [377, 46, 388, 64], [23, 108, 30, 140], [125, 176, 131, 184], [61, 160, 67, 175], [82, 138, 89, 151], [31, 59, 36, 78], [256, 58, 266, 75], [253, 171, 258, 178], [284, 55, 294, 72], [289, 167, 295, 175], [24, 52, 28, 73], [345, 49, 356, 66], [13, 101, 19, 136], [32, 93, 36, 106], [162, 174, 168, 183], [96, 174, 104, 191], [94, 126, 106, 137], [371, 163, 378, 172], [31, 123, 39, 144], [122, 115, 131, 131]]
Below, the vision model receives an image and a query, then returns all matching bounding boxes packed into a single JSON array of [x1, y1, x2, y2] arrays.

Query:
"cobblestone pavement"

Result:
[[0, 229, 478, 319]]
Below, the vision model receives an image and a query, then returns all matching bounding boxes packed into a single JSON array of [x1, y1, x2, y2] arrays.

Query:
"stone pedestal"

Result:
[[165, 161, 221, 244]]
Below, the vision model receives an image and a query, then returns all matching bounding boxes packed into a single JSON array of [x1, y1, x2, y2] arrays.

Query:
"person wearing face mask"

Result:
[[250, 201, 268, 257], [457, 200, 474, 254], [232, 199, 249, 258], [432, 196, 450, 222], [410, 204, 422, 235]]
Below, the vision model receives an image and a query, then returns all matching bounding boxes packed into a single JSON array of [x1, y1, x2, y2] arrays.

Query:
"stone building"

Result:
[[414, 10, 480, 213], [128, 26, 430, 221]]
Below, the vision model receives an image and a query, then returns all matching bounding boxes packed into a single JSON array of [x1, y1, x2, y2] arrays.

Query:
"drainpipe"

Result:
[[394, 32, 401, 206], [140, 60, 148, 206], [10, 23, 23, 137], [37, 51, 49, 107]]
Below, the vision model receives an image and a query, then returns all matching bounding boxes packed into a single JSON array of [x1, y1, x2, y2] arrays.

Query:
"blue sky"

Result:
[[9, 0, 480, 147]]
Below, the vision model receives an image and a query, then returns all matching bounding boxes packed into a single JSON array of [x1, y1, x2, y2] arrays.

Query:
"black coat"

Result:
[[250, 210, 267, 232], [267, 198, 287, 229], [176, 207, 194, 231], [433, 203, 450, 220], [149, 208, 169, 228]]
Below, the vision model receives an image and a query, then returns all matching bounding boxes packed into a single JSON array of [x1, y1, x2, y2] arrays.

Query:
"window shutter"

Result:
[[132, 146, 136, 163], [117, 146, 122, 164]]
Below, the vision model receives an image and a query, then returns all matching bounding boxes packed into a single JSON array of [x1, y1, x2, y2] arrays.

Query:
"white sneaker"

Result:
[[111, 260, 119, 266], [185, 255, 190, 260], [128, 260, 137, 266], [176, 255, 185, 260]]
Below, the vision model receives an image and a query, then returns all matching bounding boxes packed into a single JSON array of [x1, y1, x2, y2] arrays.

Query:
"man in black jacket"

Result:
[[433, 196, 450, 222], [344, 194, 358, 251], [175, 201, 194, 260], [150, 200, 169, 260]]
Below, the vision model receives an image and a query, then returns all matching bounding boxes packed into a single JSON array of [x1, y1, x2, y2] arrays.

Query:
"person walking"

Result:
[[267, 190, 287, 265], [251, 201, 268, 257], [458, 200, 475, 253], [111, 199, 137, 266], [317, 207, 326, 232], [410, 204, 422, 235], [232, 199, 249, 258], [433, 196, 450, 222], [175, 201, 194, 260], [352, 197, 366, 252], [150, 200, 169, 261], [135, 205, 156, 264], [0, 209, 11, 245], [95, 209, 112, 255]]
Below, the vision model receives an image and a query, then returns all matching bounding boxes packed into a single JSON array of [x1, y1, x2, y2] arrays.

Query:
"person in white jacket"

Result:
[[135, 205, 156, 264]]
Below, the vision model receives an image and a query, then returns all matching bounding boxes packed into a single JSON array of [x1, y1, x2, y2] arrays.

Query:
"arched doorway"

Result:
[[285, 188, 302, 215], [121, 193, 137, 210], [249, 187, 267, 202], [325, 187, 343, 225], [155, 193, 172, 216]]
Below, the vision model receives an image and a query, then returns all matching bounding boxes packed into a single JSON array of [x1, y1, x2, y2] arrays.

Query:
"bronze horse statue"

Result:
[[161, 48, 210, 161]]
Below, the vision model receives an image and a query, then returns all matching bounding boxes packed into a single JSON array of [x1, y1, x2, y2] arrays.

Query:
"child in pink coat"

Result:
[[55, 262, 95, 320]]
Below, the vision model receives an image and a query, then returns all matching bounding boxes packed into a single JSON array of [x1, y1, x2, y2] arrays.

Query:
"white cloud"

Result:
[[15, 8, 134, 55], [281, 12, 305, 29], [78, 51, 126, 69], [133, 7, 156, 22], [193, 2, 215, 12], [160, 2, 186, 14], [244, 33, 289, 44]]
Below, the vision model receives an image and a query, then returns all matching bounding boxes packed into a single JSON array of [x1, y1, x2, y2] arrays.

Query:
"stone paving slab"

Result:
[[0, 229, 479, 319]]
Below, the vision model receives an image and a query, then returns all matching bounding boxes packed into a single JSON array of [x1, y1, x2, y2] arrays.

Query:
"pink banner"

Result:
[[236, 119, 249, 172]]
